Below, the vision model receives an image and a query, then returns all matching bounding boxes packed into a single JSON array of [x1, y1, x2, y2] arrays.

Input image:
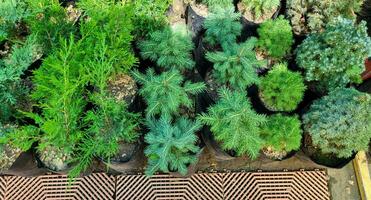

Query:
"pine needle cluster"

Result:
[[206, 38, 265, 91], [261, 114, 302, 153], [303, 88, 371, 158], [139, 24, 195, 71], [199, 88, 266, 158], [132, 69, 206, 118], [144, 116, 201, 176], [259, 63, 306, 111]]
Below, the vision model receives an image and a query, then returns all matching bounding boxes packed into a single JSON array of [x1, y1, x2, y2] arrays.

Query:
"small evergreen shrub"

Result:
[[199, 88, 266, 158], [206, 38, 265, 91], [257, 16, 293, 60], [287, 0, 363, 34], [261, 114, 302, 154], [0, 0, 29, 42], [241, 0, 280, 19], [145, 116, 201, 176], [132, 0, 171, 39], [303, 88, 371, 158], [204, 6, 241, 50], [138, 25, 195, 71], [259, 63, 306, 111], [202, 0, 234, 10], [132, 69, 205, 118], [296, 17, 371, 92]]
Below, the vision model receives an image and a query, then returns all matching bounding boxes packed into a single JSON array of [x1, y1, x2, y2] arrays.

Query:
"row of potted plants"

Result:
[[0, 0, 370, 178]]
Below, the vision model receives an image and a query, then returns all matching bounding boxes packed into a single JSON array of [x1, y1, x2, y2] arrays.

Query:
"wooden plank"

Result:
[[353, 151, 371, 200]]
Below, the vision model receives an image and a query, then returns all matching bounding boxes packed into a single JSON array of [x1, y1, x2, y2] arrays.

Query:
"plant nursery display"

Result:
[[199, 88, 266, 158], [237, 0, 280, 23], [257, 16, 293, 60], [303, 88, 371, 159], [296, 17, 371, 92], [259, 63, 306, 112], [260, 114, 302, 160], [0, 0, 371, 179], [286, 0, 364, 35]]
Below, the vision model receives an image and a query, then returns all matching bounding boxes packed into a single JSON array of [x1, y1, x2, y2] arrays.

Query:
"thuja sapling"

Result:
[[238, 0, 280, 22], [199, 88, 266, 158]]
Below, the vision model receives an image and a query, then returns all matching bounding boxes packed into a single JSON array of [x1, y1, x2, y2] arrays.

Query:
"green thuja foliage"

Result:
[[0, 35, 39, 121], [132, 0, 171, 39], [0, 124, 38, 152], [257, 16, 293, 60], [259, 63, 306, 111], [0, 0, 29, 42], [261, 114, 302, 153], [287, 0, 363, 34], [241, 0, 280, 19], [296, 17, 371, 92], [69, 38, 140, 178], [303, 88, 371, 158], [26, 0, 76, 54], [78, 0, 136, 72], [138, 24, 195, 71], [145, 116, 201, 176], [206, 38, 265, 91], [28, 36, 86, 160], [204, 6, 241, 50], [199, 88, 266, 158], [132, 69, 205, 118], [202, 0, 233, 10]]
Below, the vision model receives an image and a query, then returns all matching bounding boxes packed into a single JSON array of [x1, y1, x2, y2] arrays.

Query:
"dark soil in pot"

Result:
[[302, 133, 356, 168], [0, 144, 22, 172], [201, 126, 236, 161]]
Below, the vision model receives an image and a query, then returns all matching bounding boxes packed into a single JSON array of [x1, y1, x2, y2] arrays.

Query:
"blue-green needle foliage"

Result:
[[132, 69, 206, 118], [0, 0, 29, 42], [206, 38, 265, 91], [199, 88, 266, 158], [145, 116, 201, 176], [261, 114, 302, 153], [296, 17, 371, 92], [303, 88, 371, 158], [204, 6, 241, 50], [138, 25, 195, 71]]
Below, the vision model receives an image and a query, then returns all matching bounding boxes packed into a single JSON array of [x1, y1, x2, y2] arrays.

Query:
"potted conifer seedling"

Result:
[[258, 63, 306, 112], [144, 116, 202, 176], [199, 88, 266, 159], [260, 114, 302, 160], [237, 0, 280, 24], [205, 38, 265, 101], [303, 88, 371, 168]]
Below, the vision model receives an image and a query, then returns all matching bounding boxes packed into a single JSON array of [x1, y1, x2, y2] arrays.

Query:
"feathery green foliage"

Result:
[[202, 0, 234, 10], [78, 0, 136, 72], [145, 116, 201, 176], [204, 6, 241, 50], [296, 17, 371, 92], [287, 0, 363, 34], [0, 35, 39, 121], [241, 0, 280, 19], [206, 38, 265, 91], [303, 88, 371, 158], [138, 25, 195, 71], [132, 69, 205, 118], [0, 0, 29, 42], [259, 63, 306, 111], [0, 124, 38, 152], [132, 0, 171, 39], [261, 114, 302, 153], [257, 16, 293, 59], [199, 88, 266, 158], [26, 0, 76, 54], [29, 36, 86, 158]]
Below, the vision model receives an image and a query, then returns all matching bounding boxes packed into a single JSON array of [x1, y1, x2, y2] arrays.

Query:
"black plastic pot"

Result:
[[168, 147, 206, 177], [1, 151, 47, 176], [201, 127, 236, 161]]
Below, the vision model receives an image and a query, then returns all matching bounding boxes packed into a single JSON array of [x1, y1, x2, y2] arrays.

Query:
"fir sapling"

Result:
[[206, 38, 265, 91], [303, 88, 371, 158], [145, 116, 201, 176], [199, 88, 266, 158], [204, 6, 241, 50], [138, 24, 195, 71], [132, 69, 205, 118], [260, 114, 302, 159], [259, 63, 306, 111], [296, 17, 371, 92], [257, 16, 293, 60]]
